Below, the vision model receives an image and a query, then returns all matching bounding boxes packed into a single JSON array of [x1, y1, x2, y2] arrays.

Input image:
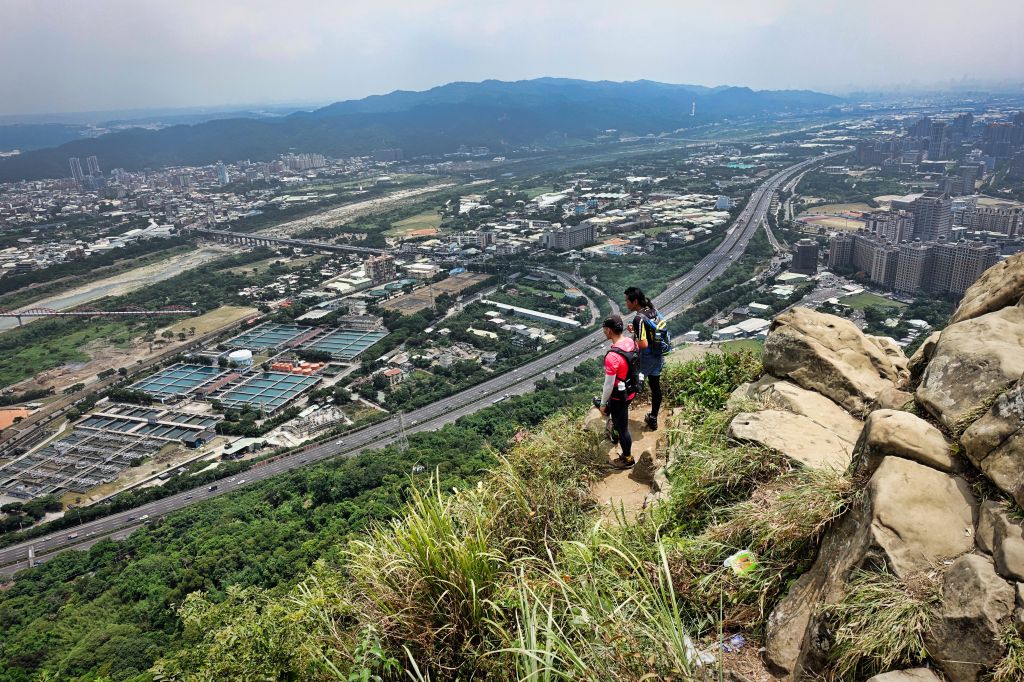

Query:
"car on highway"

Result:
[[68, 533, 78, 540], [185, 494, 193, 500], [235, 479, 245, 485], [335, 440, 344, 446], [208, 485, 218, 491]]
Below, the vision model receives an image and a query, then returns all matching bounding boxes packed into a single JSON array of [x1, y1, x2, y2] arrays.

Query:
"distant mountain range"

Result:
[[0, 78, 842, 182]]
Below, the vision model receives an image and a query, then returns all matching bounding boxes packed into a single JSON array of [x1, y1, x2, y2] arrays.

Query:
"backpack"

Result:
[[640, 310, 674, 356], [606, 346, 639, 403]]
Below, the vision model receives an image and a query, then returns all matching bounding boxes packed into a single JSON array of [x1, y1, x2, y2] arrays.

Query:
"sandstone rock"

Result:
[[976, 500, 1000, 554], [765, 501, 874, 677], [869, 457, 977, 576], [925, 554, 1013, 682], [916, 305, 1024, 432], [728, 375, 862, 444], [728, 410, 853, 471], [908, 331, 941, 386], [855, 409, 956, 474], [582, 407, 606, 434], [765, 458, 977, 677], [962, 381, 1024, 508], [868, 334, 911, 385], [992, 509, 1024, 582], [876, 386, 915, 411], [866, 669, 943, 682], [763, 307, 907, 416], [949, 251, 1024, 324]]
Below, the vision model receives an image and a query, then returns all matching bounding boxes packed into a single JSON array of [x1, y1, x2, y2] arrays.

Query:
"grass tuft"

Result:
[[821, 568, 940, 681]]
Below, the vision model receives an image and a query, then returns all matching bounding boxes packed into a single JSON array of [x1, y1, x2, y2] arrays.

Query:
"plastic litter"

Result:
[[724, 549, 759, 576]]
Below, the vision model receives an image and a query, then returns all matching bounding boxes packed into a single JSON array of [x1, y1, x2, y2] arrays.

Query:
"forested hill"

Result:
[[0, 78, 842, 181]]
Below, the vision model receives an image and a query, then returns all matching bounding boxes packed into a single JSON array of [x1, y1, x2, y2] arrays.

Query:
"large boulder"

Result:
[[962, 380, 1024, 507], [855, 409, 956, 474], [728, 410, 853, 471], [916, 305, 1024, 432], [728, 375, 862, 444], [949, 251, 1024, 324], [763, 308, 907, 416], [925, 554, 1014, 682], [765, 457, 977, 677], [991, 508, 1024, 583], [868, 457, 977, 576]]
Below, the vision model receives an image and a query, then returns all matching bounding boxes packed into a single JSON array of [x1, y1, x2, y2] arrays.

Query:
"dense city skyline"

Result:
[[1, 0, 1023, 116]]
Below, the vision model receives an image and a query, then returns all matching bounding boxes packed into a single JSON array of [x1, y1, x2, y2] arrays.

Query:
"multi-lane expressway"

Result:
[[0, 150, 846, 575]]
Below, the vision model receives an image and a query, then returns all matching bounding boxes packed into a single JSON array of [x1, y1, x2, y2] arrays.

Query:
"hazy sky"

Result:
[[2, 0, 1022, 115]]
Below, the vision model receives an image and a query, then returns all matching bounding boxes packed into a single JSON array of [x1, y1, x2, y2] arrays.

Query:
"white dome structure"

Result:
[[227, 349, 254, 366]]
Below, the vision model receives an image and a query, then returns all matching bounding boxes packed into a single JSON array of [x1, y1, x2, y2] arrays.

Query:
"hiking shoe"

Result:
[[644, 413, 658, 430], [609, 456, 636, 470]]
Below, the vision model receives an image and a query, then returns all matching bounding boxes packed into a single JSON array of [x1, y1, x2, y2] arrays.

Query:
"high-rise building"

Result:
[[965, 204, 1023, 237], [540, 223, 597, 251], [960, 164, 980, 193], [364, 254, 396, 284], [863, 210, 913, 243], [949, 241, 999, 295], [927, 122, 949, 159], [909, 192, 952, 242], [827, 233, 854, 270], [791, 239, 819, 275], [216, 162, 230, 185], [68, 157, 84, 185], [928, 240, 957, 294], [86, 155, 100, 176], [895, 241, 933, 294]]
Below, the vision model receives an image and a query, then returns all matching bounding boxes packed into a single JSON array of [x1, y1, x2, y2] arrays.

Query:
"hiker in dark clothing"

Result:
[[596, 314, 637, 469], [625, 286, 664, 430]]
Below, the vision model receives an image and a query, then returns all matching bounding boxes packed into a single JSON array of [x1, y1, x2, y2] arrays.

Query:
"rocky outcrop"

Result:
[[728, 410, 853, 471], [916, 304, 1024, 432], [949, 251, 1024, 324], [765, 457, 977, 676], [855, 409, 957, 474], [763, 307, 908, 416], [962, 381, 1024, 507], [868, 457, 977, 576], [924, 554, 1014, 682], [729, 375, 863, 444]]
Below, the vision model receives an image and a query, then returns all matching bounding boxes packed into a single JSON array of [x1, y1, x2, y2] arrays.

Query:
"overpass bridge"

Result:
[[0, 305, 198, 326], [192, 227, 386, 256]]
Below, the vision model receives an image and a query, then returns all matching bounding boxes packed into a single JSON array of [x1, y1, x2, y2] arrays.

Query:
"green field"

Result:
[[719, 338, 764, 354], [387, 209, 443, 236], [523, 186, 553, 199], [0, 321, 129, 387], [840, 292, 907, 311]]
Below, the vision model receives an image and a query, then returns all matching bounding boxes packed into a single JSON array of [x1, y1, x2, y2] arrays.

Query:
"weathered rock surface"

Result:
[[876, 386, 915, 411], [925, 554, 1013, 682], [991, 508, 1024, 582], [763, 307, 907, 416], [728, 410, 853, 471], [916, 305, 1024, 431], [949, 251, 1024, 324], [976, 500, 1000, 554], [728, 375, 862, 444], [866, 669, 943, 682], [908, 331, 941, 385], [868, 334, 911, 384], [765, 457, 977, 677], [855, 409, 956, 474], [962, 381, 1024, 508], [869, 457, 976, 576]]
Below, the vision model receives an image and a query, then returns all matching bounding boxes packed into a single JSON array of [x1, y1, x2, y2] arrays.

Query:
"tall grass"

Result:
[[821, 568, 940, 681]]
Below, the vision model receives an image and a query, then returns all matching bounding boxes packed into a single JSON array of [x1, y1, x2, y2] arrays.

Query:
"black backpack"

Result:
[[606, 346, 639, 402]]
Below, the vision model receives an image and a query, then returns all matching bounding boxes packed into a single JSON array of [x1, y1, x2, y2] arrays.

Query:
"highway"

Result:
[[0, 150, 844, 575]]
